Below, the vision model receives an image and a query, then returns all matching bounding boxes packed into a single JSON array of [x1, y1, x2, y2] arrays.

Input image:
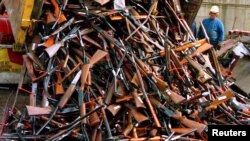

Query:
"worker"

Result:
[[198, 5, 224, 49]]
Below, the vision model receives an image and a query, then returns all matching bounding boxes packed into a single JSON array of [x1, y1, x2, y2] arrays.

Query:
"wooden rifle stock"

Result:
[[46, 10, 56, 24], [172, 39, 207, 52], [107, 104, 121, 116], [91, 126, 98, 141], [26, 106, 51, 116], [88, 101, 100, 127], [131, 88, 146, 109], [59, 62, 81, 84], [173, 110, 207, 133], [171, 128, 195, 134], [185, 55, 212, 83], [131, 54, 161, 127], [170, 50, 192, 86], [191, 43, 213, 57], [206, 90, 234, 111], [50, 0, 67, 24], [131, 74, 139, 87], [95, 128, 102, 141], [115, 93, 143, 103], [80, 50, 108, 90], [55, 71, 64, 95], [149, 97, 174, 117], [58, 70, 82, 109], [27, 52, 44, 69], [104, 81, 115, 105], [125, 104, 150, 126], [133, 56, 185, 104], [45, 41, 64, 58], [22, 55, 36, 82], [165, 89, 186, 104], [80, 103, 87, 124], [123, 122, 133, 136]]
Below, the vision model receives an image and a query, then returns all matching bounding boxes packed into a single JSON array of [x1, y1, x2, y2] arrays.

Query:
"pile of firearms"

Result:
[[1, 0, 250, 140]]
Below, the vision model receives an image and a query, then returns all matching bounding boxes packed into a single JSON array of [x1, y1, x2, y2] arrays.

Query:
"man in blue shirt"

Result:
[[198, 5, 224, 49]]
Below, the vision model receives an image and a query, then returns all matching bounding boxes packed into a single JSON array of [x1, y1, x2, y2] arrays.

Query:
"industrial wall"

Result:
[[195, 0, 250, 40]]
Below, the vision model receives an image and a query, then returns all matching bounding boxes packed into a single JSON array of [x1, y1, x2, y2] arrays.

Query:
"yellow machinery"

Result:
[[2, 0, 43, 52]]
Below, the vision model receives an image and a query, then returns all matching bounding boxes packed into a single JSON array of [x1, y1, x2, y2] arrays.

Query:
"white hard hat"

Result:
[[210, 5, 219, 13]]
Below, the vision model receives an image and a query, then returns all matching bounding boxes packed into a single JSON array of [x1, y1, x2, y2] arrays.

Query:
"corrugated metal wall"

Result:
[[195, 0, 250, 40]]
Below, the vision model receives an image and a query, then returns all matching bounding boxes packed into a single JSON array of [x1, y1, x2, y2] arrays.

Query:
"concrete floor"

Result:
[[232, 57, 250, 94], [0, 89, 29, 122]]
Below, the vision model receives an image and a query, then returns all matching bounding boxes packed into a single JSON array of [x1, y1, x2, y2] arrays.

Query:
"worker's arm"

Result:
[[217, 20, 224, 42]]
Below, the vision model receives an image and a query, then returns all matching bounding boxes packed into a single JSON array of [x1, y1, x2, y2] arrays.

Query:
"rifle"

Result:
[[125, 103, 150, 126], [209, 48, 224, 89], [131, 88, 146, 109], [115, 93, 144, 103], [172, 110, 206, 133], [132, 54, 186, 104], [45, 28, 93, 58], [36, 70, 82, 135], [59, 62, 81, 84], [130, 54, 162, 127], [49, 0, 67, 24], [206, 90, 234, 111], [97, 97, 113, 139], [149, 96, 174, 118], [170, 50, 192, 87], [88, 101, 100, 127], [107, 104, 122, 116], [80, 49, 108, 90], [26, 106, 51, 116], [43, 17, 75, 40], [190, 43, 213, 57], [185, 55, 212, 83], [180, 91, 210, 105]]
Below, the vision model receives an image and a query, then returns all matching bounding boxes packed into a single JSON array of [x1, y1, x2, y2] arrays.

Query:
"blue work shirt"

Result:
[[198, 18, 224, 46]]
